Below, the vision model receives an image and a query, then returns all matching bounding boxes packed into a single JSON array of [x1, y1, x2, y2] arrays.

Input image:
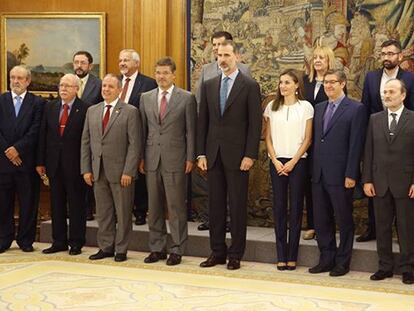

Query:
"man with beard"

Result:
[[358, 39, 414, 243], [73, 51, 103, 221]]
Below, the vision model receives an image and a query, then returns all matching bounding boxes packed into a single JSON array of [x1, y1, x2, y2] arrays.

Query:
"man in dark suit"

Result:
[[362, 79, 414, 285], [118, 49, 157, 226], [0, 65, 44, 253], [197, 40, 262, 270], [140, 57, 197, 266], [309, 69, 366, 277], [73, 50, 103, 221], [358, 39, 414, 242], [36, 74, 88, 255]]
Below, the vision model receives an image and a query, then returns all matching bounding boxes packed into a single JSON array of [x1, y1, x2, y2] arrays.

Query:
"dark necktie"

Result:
[[59, 103, 69, 136], [159, 91, 168, 121], [102, 105, 112, 134], [389, 112, 397, 135], [323, 103, 335, 133], [220, 77, 229, 116], [120, 78, 130, 102]]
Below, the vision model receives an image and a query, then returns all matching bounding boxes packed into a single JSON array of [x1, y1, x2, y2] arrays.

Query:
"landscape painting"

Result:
[[1, 13, 105, 96]]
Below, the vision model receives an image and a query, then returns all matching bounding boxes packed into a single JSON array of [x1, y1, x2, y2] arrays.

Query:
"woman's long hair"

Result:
[[272, 69, 305, 111], [308, 45, 336, 82]]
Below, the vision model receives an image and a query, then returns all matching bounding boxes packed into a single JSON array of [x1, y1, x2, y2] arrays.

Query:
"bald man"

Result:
[[37, 74, 89, 255]]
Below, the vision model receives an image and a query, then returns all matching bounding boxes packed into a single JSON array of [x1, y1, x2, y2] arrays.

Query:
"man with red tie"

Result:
[[37, 74, 89, 255]]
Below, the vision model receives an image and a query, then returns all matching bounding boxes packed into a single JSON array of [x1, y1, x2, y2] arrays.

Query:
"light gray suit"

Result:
[[81, 100, 141, 254], [195, 61, 251, 104], [140, 86, 196, 255]]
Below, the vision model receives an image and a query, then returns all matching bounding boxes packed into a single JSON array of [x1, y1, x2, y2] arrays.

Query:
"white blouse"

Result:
[[263, 99, 314, 159]]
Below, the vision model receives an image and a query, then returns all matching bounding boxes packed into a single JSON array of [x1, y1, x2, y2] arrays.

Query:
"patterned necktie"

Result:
[[323, 103, 335, 133], [159, 91, 168, 121], [389, 113, 397, 135], [59, 104, 69, 136], [120, 78, 130, 102], [15, 95, 22, 117], [102, 105, 112, 134], [220, 77, 229, 116], [78, 79, 84, 98]]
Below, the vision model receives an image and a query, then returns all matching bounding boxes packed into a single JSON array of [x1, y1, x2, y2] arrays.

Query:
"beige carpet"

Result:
[[0, 243, 413, 310]]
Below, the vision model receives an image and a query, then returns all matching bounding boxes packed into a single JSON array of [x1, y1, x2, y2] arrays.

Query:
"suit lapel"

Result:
[[162, 87, 179, 121], [323, 98, 349, 136], [150, 89, 160, 123], [224, 73, 245, 114], [129, 75, 142, 104], [103, 100, 122, 137], [374, 70, 384, 111], [380, 111, 391, 143], [213, 76, 221, 118], [63, 99, 80, 136], [5, 93, 17, 120], [81, 77, 94, 101], [317, 101, 327, 136], [391, 108, 409, 143], [15, 93, 31, 122], [53, 101, 61, 136]]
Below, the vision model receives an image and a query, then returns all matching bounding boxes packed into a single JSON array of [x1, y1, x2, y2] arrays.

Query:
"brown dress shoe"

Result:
[[227, 258, 240, 270], [166, 253, 182, 266], [200, 255, 226, 267], [144, 252, 167, 263]]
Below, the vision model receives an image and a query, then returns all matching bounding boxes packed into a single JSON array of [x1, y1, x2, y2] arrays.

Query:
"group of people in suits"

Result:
[[1, 34, 413, 284]]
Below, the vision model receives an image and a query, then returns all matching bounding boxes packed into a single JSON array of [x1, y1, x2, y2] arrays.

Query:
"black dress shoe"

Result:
[[286, 265, 296, 271], [89, 249, 114, 260], [329, 265, 349, 277], [135, 214, 146, 225], [309, 264, 333, 274], [114, 253, 127, 262], [356, 229, 376, 242], [197, 222, 209, 231], [402, 272, 414, 284], [21, 246, 34, 252], [370, 270, 393, 281], [227, 258, 241, 270], [144, 252, 167, 263], [42, 245, 68, 254], [166, 253, 182, 266], [0, 247, 9, 254], [200, 255, 226, 267], [86, 215, 95, 221], [69, 247, 82, 255]]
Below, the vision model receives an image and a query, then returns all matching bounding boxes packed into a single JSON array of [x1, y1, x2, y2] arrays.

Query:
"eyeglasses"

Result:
[[73, 61, 89, 66], [323, 80, 340, 85], [380, 52, 400, 57], [59, 84, 77, 89]]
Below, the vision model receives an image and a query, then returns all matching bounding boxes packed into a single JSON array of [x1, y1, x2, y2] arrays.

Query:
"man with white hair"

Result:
[[118, 49, 157, 226], [0, 65, 44, 253], [37, 74, 89, 255]]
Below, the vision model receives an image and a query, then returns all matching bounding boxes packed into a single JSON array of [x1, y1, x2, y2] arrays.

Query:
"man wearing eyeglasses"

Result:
[[357, 39, 414, 243], [37, 74, 89, 255], [309, 69, 366, 277]]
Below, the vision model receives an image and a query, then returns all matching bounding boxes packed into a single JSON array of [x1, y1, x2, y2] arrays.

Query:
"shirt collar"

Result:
[[123, 70, 138, 82], [329, 93, 345, 106], [158, 84, 174, 95], [104, 98, 118, 107], [387, 104, 404, 117], [79, 74, 89, 84], [11, 91, 27, 101], [222, 69, 239, 81], [382, 67, 399, 79], [61, 97, 76, 108]]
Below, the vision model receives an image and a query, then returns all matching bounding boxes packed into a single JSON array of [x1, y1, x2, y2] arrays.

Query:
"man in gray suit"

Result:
[[140, 57, 196, 266], [362, 79, 414, 285], [195, 31, 251, 231], [81, 74, 141, 262]]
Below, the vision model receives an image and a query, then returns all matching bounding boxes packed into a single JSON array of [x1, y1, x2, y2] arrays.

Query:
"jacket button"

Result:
[[321, 139, 324, 142]]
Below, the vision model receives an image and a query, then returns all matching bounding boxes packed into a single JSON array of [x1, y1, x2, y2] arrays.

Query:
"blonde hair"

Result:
[[308, 46, 336, 82]]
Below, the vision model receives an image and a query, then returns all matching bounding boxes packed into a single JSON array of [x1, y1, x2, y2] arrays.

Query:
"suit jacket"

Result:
[[124, 72, 157, 109], [195, 61, 251, 104], [362, 68, 414, 116], [81, 74, 103, 106], [197, 71, 262, 170], [140, 86, 197, 172], [312, 96, 367, 185], [362, 108, 414, 198], [81, 100, 141, 183], [0, 91, 44, 173], [303, 75, 328, 107], [37, 97, 88, 178]]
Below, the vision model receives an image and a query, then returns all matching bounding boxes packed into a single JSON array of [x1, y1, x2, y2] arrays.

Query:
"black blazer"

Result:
[[0, 91, 44, 173], [125, 72, 157, 109], [197, 72, 262, 170], [37, 97, 88, 178], [312, 96, 367, 185], [81, 74, 103, 106], [303, 74, 328, 107], [362, 108, 414, 198], [362, 68, 414, 116]]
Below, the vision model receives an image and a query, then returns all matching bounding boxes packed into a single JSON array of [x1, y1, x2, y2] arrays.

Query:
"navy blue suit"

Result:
[[312, 96, 366, 269], [0, 91, 44, 249]]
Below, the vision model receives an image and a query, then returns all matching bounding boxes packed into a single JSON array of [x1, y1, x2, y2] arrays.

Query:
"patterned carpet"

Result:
[[0, 243, 413, 311]]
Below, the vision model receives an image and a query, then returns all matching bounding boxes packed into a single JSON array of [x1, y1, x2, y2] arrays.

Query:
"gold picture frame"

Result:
[[1, 12, 106, 97]]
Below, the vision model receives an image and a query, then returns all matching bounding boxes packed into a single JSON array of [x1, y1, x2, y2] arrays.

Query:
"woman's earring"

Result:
[[295, 90, 298, 95]]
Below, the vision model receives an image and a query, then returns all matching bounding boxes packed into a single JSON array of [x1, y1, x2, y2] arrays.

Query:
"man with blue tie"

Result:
[[309, 69, 366, 276], [0, 66, 44, 253]]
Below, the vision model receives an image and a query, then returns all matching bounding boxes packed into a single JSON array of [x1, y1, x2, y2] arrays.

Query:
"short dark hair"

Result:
[[219, 40, 239, 54], [211, 31, 233, 42], [381, 39, 402, 51], [324, 69, 347, 83], [73, 51, 93, 64], [155, 56, 176, 73]]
